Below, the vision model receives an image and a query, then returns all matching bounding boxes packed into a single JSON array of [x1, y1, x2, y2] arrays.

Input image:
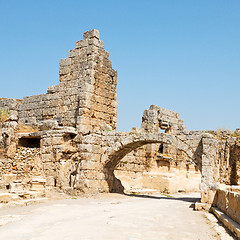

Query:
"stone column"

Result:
[[200, 134, 218, 203]]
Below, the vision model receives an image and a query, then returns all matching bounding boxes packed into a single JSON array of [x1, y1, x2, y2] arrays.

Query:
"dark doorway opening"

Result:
[[18, 137, 41, 148]]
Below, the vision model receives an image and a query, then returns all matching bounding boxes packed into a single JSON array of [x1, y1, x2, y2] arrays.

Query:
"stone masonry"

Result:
[[18, 29, 117, 132], [141, 105, 185, 134], [0, 30, 240, 214]]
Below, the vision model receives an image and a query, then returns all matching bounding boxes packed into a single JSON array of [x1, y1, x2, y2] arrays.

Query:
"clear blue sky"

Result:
[[1, 0, 240, 131]]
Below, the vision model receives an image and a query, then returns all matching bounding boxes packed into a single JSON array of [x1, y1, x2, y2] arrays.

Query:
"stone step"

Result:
[[212, 207, 240, 239], [0, 197, 49, 210], [0, 192, 20, 203]]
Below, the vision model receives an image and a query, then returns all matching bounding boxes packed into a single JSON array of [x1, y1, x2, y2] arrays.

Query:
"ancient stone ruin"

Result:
[[0, 29, 240, 235]]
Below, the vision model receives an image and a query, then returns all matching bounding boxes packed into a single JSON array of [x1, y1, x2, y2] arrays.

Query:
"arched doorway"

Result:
[[103, 134, 201, 194]]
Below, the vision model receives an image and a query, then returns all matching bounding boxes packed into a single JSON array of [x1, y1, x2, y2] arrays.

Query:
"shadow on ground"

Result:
[[124, 193, 200, 209]]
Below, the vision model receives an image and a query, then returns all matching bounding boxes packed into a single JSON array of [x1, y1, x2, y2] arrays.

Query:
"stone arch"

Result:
[[103, 132, 200, 193]]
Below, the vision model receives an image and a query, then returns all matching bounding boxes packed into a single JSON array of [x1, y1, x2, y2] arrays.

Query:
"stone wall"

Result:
[[18, 29, 117, 132], [114, 115, 240, 195], [114, 134, 202, 193], [114, 114, 203, 193], [114, 145, 152, 191], [141, 105, 185, 134], [0, 98, 21, 128], [203, 133, 240, 186], [213, 188, 240, 225]]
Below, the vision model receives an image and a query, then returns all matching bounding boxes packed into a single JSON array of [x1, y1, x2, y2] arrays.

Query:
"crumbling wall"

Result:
[[0, 125, 43, 192], [0, 29, 118, 196], [141, 105, 185, 134], [203, 131, 240, 186], [115, 114, 202, 193], [74, 30, 118, 132], [18, 93, 60, 125], [18, 30, 117, 132], [0, 98, 21, 128], [0, 29, 240, 201], [115, 141, 201, 193], [213, 188, 240, 225]]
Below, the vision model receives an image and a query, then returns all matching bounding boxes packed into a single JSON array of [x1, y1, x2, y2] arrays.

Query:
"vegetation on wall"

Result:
[[0, 108, 9, 123]]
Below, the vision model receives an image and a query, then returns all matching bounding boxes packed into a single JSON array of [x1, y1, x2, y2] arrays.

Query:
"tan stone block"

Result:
[[1, 174, 17, 185], [59, 65, 71, 75], [77, 116, 91, 125], [227, 192, 240, 223], [77, 124, 92, 133], [87, 45, 99, 55], [7, 143, 17, 159], [41, 153, 54, 162], [80, 160, 100, 170], [51, 137, 63, 145], [59, 58, 72, 66], [83, 29, 100, 40], [88, 38, 104, 48], [215, 189, 228, 212], [0, 193, 20, 203], [75, 40, 88, 49], [68, 49, 81, 58]]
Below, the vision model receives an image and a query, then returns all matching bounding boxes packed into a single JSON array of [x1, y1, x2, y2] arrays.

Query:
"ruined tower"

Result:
[[18, 29, 118, 132]]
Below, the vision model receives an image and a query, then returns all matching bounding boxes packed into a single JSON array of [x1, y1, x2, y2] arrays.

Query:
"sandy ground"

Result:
[[0, 192, 234, 240]]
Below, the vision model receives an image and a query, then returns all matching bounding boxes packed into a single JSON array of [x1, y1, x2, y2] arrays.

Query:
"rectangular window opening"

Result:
[[18, 137, 41, 148]]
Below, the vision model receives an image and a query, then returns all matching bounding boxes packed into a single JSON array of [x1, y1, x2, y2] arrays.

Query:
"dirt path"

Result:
[[0, 193, 232, 240]]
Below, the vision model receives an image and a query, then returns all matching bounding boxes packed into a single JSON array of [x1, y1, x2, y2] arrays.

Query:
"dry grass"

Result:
[[17, 123, 39, 133], [0, 108, 9, 123], [207, 128, 240, 140], [231, 130, 240, 138], [0, 97, 22, 103]]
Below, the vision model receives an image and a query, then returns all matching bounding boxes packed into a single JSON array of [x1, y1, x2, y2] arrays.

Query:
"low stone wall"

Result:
[[214, 188, 240, 225]]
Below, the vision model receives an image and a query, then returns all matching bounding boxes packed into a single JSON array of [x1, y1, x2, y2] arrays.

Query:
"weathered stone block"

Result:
[[215, 189, 228, 212], [68, 49, 81, 58], [75, 40, 88, 49], [83, 29, 100, 40], [47, 85, 59, 94], [59, 58, 72, 66], [0, 193, 20, 203]]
